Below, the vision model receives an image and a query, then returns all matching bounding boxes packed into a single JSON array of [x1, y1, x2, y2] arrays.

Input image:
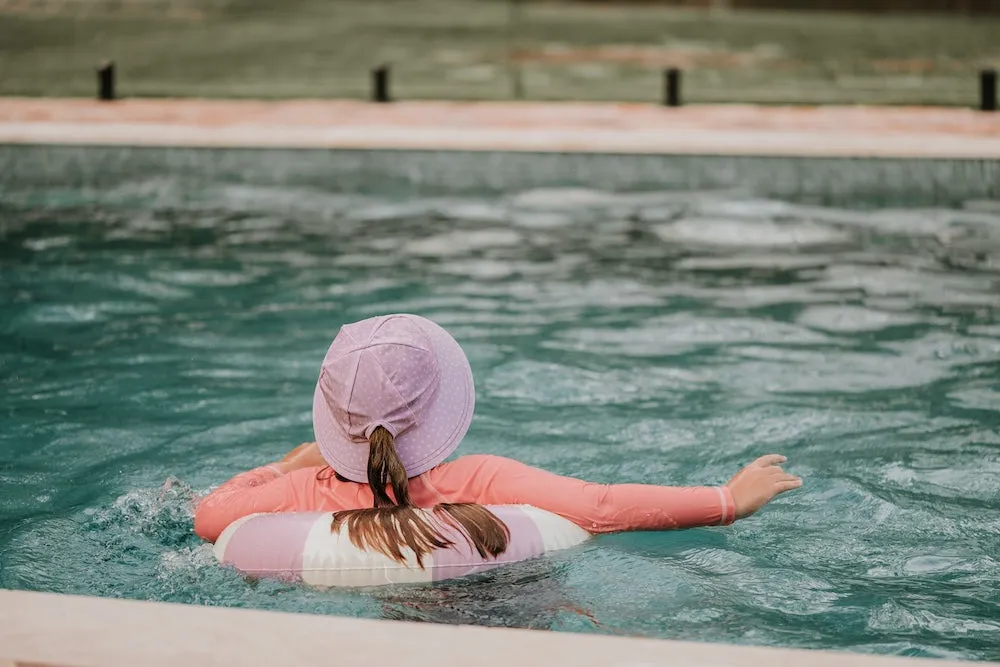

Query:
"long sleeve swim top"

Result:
[[193, 454, 736, 543]]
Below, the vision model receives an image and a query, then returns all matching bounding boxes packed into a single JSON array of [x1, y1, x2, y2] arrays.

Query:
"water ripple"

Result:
[[2, 184, 999, 660]]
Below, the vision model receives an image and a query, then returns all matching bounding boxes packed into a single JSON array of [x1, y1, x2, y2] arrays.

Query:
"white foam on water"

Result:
[[23, 235, 74, 251], [158, 544, 217, 577], [509, 211, 575, 229], [436, 201, 509, 223], [797, 305, 924, 332], [508, 188, 621, 210], [436, 259, 517, 280], [147, 269, 263, 287], [654, 217, 851, 248], [693, 197, 799, 219], [675, 254, 833, 271], [406, 229, 523, 257]]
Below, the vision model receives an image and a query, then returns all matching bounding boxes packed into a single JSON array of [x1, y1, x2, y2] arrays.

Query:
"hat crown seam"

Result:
[[330, 316, 440, 442]]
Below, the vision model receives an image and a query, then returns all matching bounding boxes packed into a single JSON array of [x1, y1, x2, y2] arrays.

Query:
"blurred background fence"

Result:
[[583, 0, 1000, 10], [0, 0, 998, 106]]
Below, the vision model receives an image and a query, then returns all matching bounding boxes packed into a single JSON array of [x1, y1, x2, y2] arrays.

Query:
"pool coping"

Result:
[[1, 589, 994, 667], [2, 98, 1000, 159]]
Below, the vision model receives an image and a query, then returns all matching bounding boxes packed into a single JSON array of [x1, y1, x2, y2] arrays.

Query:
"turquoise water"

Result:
[[2, 177, 999, 660]]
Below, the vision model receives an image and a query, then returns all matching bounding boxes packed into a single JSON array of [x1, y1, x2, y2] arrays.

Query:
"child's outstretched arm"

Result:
[[455, 453, 801, 533], [192, 442, 327, 543]]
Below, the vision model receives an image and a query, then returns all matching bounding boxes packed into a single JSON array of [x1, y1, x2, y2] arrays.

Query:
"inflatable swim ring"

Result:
[[214, 505, 590, 587]]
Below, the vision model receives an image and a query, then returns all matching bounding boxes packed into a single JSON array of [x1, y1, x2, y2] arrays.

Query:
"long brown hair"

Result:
[[330, 427, 510, 568]]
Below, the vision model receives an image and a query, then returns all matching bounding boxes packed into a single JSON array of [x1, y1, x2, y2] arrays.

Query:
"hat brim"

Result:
[[312, 315, 475, 483]]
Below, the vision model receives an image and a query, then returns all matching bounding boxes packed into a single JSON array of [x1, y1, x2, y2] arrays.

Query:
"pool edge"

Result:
[[2, 98, 1000, 160], [0, 589, 992, 667]]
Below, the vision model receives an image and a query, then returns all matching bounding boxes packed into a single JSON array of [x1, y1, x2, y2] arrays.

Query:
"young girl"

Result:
[[195, 314, 801, 564]]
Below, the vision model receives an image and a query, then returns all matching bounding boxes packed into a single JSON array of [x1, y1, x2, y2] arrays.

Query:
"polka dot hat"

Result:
[[312, 313, 475, 482]]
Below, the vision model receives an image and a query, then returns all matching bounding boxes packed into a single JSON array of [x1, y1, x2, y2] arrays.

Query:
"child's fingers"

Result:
[[775, 479, 803, 492], [755, 454, 787, 468]]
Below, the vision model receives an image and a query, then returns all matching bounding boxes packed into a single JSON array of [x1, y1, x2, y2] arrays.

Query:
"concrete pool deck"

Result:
[[1, 589, 996, 667], [1, 98, 1000, 158]]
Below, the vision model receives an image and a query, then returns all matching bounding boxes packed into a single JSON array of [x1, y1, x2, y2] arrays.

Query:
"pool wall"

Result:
[[2, 144, 999, 207]]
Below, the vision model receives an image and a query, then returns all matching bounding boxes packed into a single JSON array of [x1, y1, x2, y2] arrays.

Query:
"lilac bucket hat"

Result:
[[312, 313, 475, 483]]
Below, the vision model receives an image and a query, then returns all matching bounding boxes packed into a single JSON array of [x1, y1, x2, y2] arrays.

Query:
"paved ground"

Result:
[[1, 0, 999, 106], [2, 98, 999, 158]]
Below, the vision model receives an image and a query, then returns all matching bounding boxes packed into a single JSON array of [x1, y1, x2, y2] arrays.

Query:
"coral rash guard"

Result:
[[194, 454, 736, 543]]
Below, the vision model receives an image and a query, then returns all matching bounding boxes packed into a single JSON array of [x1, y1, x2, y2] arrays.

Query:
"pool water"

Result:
[[1, 177, 999, 661]]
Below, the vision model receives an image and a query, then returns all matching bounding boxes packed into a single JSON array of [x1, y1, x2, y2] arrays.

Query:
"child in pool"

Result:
[[195, 314, 801, 562]]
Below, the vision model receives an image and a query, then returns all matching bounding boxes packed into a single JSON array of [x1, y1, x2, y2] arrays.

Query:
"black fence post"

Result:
[[507, 0, 524, 100], [97, 61, 115, 101], [372, 65, 391, 103], [981, 69, 997, 112], [664, 68, 681, 107]]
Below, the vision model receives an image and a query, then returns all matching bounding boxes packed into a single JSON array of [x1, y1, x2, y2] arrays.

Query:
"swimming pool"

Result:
[[1, 159, 999, 662]]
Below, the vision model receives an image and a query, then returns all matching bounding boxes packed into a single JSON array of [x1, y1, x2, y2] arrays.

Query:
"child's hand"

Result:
[[269, 442, 328, 475], [726, 454, 802, 520], [281, 441, 315, 463], [282, 441, 328, 472]]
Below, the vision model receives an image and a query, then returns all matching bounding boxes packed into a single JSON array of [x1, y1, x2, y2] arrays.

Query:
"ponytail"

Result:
[[366, 426, 410, 507], [331, 426, 510, 568]]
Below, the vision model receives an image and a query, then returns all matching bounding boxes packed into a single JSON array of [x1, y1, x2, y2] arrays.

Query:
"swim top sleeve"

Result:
[[449, 455, 736, 533], [193, 455, 738, 542], [193, 465, 289, 543]]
